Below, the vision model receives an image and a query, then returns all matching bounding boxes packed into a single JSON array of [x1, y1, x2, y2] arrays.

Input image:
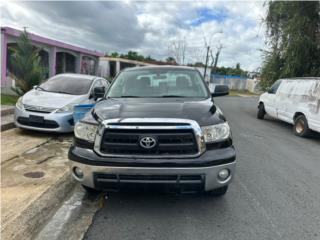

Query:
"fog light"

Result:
[[218, 169, 230, 181], [73, 167, 83, 179]]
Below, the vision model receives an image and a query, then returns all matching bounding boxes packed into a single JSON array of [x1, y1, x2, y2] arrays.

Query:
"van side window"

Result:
[[269, 80, 282, 94]]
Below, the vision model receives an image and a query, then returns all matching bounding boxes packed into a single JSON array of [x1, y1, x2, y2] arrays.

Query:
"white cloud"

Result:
[[1, 1, 266, 71], [135, 1, 266, 71]]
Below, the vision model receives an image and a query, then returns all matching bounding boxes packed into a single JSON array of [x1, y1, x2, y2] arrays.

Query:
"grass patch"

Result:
[[1, 94, 18, 105], [229, 90, 261, 96]]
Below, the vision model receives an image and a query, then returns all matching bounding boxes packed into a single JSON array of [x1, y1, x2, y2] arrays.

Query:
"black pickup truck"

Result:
[[68, 66, 236, 196]]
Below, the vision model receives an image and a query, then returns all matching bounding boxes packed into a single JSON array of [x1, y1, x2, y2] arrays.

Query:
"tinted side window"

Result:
[[269, 80, 282, 94]]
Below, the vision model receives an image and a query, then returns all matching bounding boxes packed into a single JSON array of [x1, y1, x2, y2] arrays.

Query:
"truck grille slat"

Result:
[[95, 173, 204, 187], [100, 128, 198, 156]]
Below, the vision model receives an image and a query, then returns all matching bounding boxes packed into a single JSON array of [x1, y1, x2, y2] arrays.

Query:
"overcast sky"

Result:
[[1, 1, 266, 71]]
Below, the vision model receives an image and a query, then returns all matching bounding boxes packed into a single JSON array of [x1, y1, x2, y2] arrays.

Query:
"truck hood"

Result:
[[22, 89, 85, 109], [92, 98, 225, 126]]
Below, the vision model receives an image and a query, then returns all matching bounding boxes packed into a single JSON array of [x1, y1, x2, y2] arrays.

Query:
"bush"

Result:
[[10, 30, 45, 95]]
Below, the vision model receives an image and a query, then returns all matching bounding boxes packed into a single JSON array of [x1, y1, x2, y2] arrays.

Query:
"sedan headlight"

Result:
[[16, 97, 24, 109], [56, 103, 74, 113], [74, 122, 98, 142], [201, 122, 230, 143]]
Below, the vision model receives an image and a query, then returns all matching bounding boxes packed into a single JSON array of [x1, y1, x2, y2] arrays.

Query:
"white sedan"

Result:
[[15, 73, 110, 132]]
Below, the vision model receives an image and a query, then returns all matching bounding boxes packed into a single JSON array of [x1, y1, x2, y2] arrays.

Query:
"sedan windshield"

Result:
[[38, 75, 93, 95], [107, 69, 209, 98]]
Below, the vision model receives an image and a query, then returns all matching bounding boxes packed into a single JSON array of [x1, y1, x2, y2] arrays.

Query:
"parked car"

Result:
[[15, 73, 110, 132], [257, 77, 320, 137], [68, 66, 236, 196]]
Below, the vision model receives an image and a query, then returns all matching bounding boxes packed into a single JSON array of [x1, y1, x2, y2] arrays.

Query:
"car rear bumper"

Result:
[[14, 107, 74, 132], [68, 146, 236, 191]]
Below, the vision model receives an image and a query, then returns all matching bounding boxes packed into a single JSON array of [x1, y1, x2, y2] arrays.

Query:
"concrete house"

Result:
[[98, 57, 154, 79], [1, 27, 103, 93]]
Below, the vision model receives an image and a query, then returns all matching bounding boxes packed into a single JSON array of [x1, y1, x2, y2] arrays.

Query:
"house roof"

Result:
[[1, 26, 103, 57]]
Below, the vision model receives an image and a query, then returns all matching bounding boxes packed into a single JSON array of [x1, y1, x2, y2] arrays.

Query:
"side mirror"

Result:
[[33, 85, 38, 90], [211, 84, 229, 97], [266, 87, 273, 94], [92, 87, 105, 100]]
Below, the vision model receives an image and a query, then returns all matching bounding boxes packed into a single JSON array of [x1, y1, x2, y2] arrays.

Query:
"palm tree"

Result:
[[10, 30, 45, 95]]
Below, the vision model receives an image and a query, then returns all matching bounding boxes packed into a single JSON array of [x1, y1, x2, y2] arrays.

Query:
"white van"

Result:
[[257, 77, 320, 137]]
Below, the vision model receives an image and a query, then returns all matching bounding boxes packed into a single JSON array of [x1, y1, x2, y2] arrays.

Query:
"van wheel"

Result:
[[206, 186, 228, 197], [294, 115, 311, 137], [82, 184, 100, 194], [257, 103, 266, 119]]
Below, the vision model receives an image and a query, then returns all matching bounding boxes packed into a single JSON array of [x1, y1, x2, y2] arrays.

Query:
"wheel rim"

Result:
[[296, 119, 305, 133]]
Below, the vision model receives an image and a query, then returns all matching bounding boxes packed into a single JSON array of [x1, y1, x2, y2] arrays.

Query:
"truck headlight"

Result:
[[56, 103, 73, 113], [74, 122, 98, 142], [201, 122, 230, 143], [16, 97, 24, 110]]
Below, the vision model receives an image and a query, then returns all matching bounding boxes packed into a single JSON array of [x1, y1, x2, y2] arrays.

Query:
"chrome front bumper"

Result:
[[69, 160, 236, 191], [14, 107, 74, 132]]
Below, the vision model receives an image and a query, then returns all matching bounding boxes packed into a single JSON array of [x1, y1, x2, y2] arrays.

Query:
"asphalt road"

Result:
[[84, 96, 320, 240]]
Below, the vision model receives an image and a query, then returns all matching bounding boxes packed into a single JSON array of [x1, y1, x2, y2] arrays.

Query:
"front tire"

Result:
[[293, 115, 311, 137], [257, 103, 266, 119], [206, 186, 228, 197]]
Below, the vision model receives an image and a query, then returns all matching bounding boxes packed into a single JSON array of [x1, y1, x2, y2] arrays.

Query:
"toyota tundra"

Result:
[[68, 66, 236, 196]]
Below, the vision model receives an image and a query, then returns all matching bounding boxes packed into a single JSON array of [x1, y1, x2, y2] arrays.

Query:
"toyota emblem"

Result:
[[140, 136, 157, 149]]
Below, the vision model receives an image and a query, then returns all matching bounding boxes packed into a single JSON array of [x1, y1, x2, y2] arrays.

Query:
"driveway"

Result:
[[84, 96, 320, 240]]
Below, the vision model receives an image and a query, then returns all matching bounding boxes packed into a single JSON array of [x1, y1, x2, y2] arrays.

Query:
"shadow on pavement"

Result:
[[262, 117, 320, 141], [101, 189, 227, 211]]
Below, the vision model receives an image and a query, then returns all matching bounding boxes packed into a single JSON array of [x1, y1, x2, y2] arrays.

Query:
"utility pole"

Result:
[[203, 46, 210, 80]]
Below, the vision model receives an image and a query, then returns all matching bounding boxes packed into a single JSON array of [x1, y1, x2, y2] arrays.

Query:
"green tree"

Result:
[[109, 52, 120, 58], [10, 30, 45, 95], [166, 57, 176, 64], [213, 65, 248, 77], [194, 62, 205, 67], [123, 51, 142, 61], [106, 50, 157, 62], [144, 55, 156, 62], [261, 1, 320, 88]]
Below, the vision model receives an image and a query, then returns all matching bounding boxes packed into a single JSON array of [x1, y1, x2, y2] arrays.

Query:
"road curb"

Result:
[[35, 186, 102, 240], [1, 121, 15, 132], [1, 171, 76, 240], [1, 107, 14, 116]]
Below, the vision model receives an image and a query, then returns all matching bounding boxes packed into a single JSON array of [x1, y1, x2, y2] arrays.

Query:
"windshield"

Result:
[[107, 69, 209, 98], [39, 75, 93, 95]]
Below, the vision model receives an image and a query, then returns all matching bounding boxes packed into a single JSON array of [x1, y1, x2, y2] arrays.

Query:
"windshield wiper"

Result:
[[36, 86, 47, 92], [50, 91, 72, 95], [159, 95, 189, 98], [120, 95, 142, 98]]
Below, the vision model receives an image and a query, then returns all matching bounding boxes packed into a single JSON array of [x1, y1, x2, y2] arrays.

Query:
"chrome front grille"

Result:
[[100, 128, 198, 155], [94, 118, 206, 158], [23, 104, 56, 113]]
